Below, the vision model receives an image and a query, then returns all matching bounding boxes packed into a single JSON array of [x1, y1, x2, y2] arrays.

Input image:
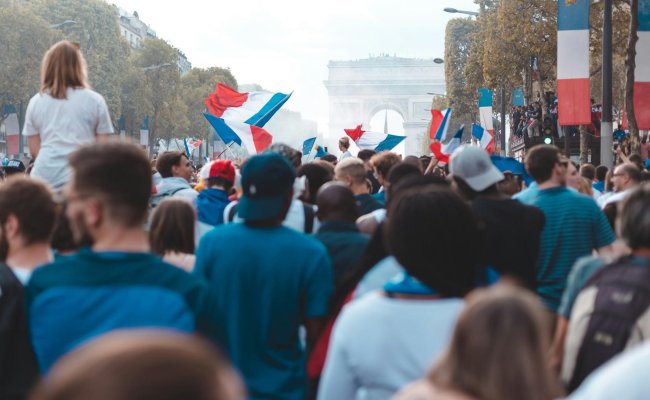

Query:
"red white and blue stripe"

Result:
[[430, 108, 452, 141], [471, 123, 495, 154], [430, 125, 464, 164], [204, 83, 291, 127], [635, 0, 650, 129], [478, 88, 495, 141], [344, 124, 406, 152], [204, 113, 272, 155], [557, 0, 591, 125]]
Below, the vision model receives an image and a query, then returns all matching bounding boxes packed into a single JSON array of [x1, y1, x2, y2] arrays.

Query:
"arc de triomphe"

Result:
[[324, 55, 445, 156]]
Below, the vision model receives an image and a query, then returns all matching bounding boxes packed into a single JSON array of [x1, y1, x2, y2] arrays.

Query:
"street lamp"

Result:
[[443, 8, 480, 16], [49, 20, 77, 29]]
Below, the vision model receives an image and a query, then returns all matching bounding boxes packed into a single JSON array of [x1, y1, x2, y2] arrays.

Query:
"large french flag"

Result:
[[635, 1, 650, 129], [557, 0, 591, 125], [344, 124, 405, 152], [204, 113, 272, 155], [478, 88, 495, 140], [430, 125, 464, 164], [430, 108, 452, 141], [472, 123, 495, 154], [204, 83, 292, 127]]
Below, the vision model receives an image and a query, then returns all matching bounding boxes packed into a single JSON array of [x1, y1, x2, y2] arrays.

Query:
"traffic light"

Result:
[[543, 126, 553, 145]]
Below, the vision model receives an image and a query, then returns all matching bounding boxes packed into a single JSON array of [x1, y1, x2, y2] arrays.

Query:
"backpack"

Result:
[[567, 256, 650, 392], [227, 201, 315, 233], [150, 187, 185, 208]]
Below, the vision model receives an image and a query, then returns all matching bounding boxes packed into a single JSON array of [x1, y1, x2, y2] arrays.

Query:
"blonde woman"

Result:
[[23, 40, 113, 189], [395, 285, 563, 400]]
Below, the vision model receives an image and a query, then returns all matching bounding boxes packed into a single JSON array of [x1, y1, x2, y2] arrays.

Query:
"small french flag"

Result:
[[471, 123, 495, 154], [204, 113, 272, 155], [634, 1, 650, 129], [344, 124, 405, 152], [430, 108, 452, 142], [204, 83, 292, 128], [430, 125, 464, 164]]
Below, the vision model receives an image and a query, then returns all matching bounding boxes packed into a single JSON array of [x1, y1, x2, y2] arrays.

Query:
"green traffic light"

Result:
[[543, 136, 552, 145]]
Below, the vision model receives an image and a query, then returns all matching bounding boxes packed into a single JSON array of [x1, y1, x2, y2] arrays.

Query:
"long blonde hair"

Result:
[[40, 40, 89, 99], [429, 285, 563, 400]]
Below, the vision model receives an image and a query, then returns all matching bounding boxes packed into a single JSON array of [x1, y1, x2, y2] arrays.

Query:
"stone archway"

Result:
[[324, 55, 445, 156]]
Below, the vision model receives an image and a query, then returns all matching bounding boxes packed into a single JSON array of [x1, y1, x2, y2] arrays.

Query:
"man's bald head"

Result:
[[316, 182, 359, 223]]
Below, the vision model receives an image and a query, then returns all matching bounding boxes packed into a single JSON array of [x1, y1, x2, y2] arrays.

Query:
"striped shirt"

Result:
[[518, 186, 615, 311]]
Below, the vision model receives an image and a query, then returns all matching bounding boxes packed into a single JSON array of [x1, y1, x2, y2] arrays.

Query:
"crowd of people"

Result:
[[3, 39, 650, 400]]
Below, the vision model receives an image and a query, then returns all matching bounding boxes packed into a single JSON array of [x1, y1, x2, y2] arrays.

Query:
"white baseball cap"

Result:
[[449, 146, 504, 191]]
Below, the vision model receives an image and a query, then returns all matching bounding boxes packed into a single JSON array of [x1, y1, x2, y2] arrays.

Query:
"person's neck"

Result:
[[6, 242, 52, 270], [537, 179, 562, 190], [92, 225, 149, 253], [633, 248, 650, 259], [351, 185, 369, 196]]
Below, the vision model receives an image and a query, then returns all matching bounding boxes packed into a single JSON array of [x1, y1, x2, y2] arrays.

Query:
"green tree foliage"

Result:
[[180, 67, 238, 140], [444, 18, 479, 133], [132, 37, 188, 146], [0, 6, 59, 118], [31, 0, 130, 123]]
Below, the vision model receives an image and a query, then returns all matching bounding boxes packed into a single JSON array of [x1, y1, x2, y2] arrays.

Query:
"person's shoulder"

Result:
[[394, 380, 474, 400], [0, 263, 21, 288], [74, 88, 106, 103]]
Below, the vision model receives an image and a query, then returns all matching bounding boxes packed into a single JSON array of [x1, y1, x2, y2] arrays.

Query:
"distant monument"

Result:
[[324, 54, 445, 156]]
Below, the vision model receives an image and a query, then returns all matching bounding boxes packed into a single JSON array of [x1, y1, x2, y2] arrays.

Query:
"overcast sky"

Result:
[[112, 0, 479, 138]]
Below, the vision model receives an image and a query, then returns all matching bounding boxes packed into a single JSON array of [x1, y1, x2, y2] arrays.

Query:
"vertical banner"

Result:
[[635, 0, 650, 129], [512, 88, 525, 106], [478, 88, 495, 138], [139, 116, 149, 148], [3, 105, 20, 155], [557, 0, 591, 125]]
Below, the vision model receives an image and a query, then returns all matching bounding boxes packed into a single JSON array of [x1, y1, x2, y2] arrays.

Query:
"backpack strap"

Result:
[[303, 203, 315, 234], [227, 203, 238, 222], [569, 258, 650, 391]]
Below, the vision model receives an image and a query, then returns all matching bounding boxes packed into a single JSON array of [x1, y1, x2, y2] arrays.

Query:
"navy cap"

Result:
[[4, 159, 26, 175], [238, 153, 296, 221]]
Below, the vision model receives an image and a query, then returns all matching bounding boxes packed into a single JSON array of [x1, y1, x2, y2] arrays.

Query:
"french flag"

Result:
[[204, 113, 272, 155], [430, 108, 452, 141], [472, 123, 495, 154], [430, 125, 464, 164], [557, 0, 591, 125], [635, 1, 650, 129], [344, 124, 405, 152], [478, 88, 495, 140], [204, 83, 292, 127]]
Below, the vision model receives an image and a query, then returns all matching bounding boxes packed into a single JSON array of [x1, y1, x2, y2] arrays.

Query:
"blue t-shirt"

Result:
[[194, 223, 333, 400], [512, 181, 539, 202], [518, 186, 615, 311], [27, 249, 223, 373]]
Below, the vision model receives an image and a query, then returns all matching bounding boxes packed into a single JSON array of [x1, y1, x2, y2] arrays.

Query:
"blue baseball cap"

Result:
[[238, 153, 296, 221]]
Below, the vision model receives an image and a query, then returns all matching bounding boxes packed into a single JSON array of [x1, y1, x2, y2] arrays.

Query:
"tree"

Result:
[[132, 37, 188, 151], [0, 6, 59, 124], [625, 0, 639, 152], [179, 67, 238, 141], [31, 0, 131, 122], [445, 18, 479, 134]]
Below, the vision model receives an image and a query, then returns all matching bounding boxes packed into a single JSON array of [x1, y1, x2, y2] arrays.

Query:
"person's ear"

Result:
[[85, 198, 104, 229], [3, 214, 21, 241]]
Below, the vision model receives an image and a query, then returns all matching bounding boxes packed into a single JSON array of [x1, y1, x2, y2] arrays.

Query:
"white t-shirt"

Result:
[[22, 87, 113, 189], [318, 292, 463, 400]]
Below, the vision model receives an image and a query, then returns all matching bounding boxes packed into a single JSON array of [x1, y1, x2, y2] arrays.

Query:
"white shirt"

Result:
[[570, 341, 650, 400], [318, 292, 463, 400], [23, 88, 113, 189], [598, 189, 631, 209]]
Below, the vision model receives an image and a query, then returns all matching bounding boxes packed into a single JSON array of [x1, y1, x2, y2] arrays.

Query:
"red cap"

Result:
[[201, 160, 235, 183]]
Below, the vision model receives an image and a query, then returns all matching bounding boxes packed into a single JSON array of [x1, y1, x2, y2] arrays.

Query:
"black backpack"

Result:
[[227, 201, 315, 233], [568, 256, 650, 392]]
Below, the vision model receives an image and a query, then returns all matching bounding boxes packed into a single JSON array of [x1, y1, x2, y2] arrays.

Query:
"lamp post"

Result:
[[443, 7, 480, 16], [601, 0, 613, 168]]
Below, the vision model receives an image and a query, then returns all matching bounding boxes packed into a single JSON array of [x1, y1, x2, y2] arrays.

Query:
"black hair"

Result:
[[387, 186, 479, 297]]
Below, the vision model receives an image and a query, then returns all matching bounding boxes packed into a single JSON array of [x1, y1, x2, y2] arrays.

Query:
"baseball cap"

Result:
[[200, 159, 235, 183], [238, 153, 296, 221], [450, 146, 504, 192], [4, 159, 26, 175]]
